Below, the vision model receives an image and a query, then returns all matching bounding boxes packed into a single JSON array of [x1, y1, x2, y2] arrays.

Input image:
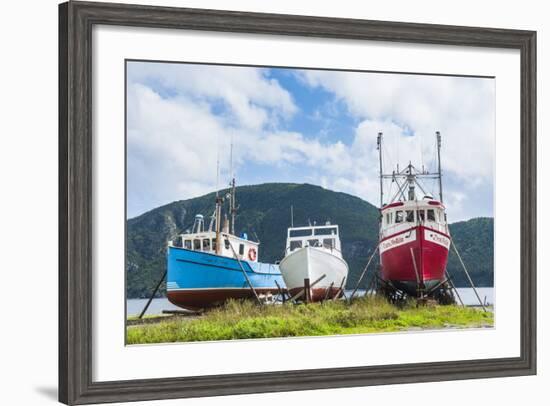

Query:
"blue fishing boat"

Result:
[[166, 179, 285, 310]]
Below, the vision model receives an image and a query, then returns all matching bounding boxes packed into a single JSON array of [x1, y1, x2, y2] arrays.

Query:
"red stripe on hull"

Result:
[[288, 287, 343, 302], [167, 288, 278, 310], [380, 225, 449, 284]]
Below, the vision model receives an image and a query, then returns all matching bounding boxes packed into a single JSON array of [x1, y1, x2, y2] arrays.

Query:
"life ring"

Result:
[[248, 247, 257, 261]]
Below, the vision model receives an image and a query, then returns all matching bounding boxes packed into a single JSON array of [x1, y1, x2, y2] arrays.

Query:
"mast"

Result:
[[436, 131, 443, 203], [229, 135, 237, 235], [377, 132, 383, 207], [230, 177, 236, 235], [215, 138, 222, 254], [379, 131, 442, 205], [215, 195, 223, 255]]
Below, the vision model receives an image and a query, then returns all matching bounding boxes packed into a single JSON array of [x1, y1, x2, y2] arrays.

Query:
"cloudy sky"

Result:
[[126, 61, 495, 221]]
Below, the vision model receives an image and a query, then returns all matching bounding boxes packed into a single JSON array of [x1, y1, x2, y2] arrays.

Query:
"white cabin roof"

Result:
[[381, 198, 445, 212], [177, 230, 259, 246], [286, 224, 339, 236], [284, 224, 342, 257]]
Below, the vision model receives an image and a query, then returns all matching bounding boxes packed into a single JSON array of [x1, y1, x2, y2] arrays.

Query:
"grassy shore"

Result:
[[126, 297, 493, 344]]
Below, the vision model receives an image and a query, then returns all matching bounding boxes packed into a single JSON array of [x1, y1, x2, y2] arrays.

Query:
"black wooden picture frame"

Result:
[[59, 1, 537, 404]]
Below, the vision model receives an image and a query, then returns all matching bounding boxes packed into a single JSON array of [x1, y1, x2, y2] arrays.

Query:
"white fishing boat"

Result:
[[279, 223, 349, 301]]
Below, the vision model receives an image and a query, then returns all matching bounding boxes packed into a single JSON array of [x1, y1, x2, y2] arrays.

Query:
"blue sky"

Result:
[[126, 61, 495, 221]]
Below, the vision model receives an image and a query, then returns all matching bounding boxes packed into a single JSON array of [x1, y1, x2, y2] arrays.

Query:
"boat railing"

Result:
[[380, 221, 448, 239], [285, 243, 342, 256]]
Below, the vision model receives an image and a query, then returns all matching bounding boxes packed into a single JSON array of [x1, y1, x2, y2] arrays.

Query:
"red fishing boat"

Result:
[[376, 131, 454, 303]]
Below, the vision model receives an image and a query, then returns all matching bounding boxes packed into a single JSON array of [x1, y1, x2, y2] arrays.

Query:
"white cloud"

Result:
[[127, 62, 495, 222], [128, 62, 297, 131], [298, 70, 495, 181], [295, 70, 495, 220], [127, 65, 345, 216]]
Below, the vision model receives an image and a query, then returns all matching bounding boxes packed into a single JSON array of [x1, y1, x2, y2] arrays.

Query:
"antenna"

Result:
[[436, 131, 443, 203], [377, 132, 383, 207]]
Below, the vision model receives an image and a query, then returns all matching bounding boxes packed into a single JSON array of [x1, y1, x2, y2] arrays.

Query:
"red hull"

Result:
[[380, 225, 450, 292], [167, 288, 279, 310]]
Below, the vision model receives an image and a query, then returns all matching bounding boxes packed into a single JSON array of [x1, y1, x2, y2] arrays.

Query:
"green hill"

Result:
[[126, 183, 493, 298], [447, 217, 494, 287]]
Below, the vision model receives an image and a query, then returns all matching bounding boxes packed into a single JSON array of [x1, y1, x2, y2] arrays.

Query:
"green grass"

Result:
[[126, 297, 493, 344]]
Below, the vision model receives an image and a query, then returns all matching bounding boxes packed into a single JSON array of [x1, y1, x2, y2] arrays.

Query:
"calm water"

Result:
[[127, 287, 494, 317]]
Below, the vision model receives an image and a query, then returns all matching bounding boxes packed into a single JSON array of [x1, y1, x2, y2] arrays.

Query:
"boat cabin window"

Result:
[[290, 229, 312, 237], [290, 240, 302, 251], [385, 213, 390, 225], [184, 239, 192, 250], [224, 239, 230, 250], [308, 239, 320, 247], [323, 238, 335, 249], [193, 239, 201, 250], [173, 236, 183, 248], [427, 209, 435, 222], [417, 210, 425, 222], [406, 210, 415, 222], [239, 244, 244, 256], [212, 239, 217, 252], [203, 239, 211, 251], [314, 227, 337, 236], [395, 211, 404, 223]]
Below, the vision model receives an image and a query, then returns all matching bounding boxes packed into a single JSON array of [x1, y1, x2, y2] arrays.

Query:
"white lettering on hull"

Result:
[[379, 229, 416, 254], [424, 229, 450, 249]]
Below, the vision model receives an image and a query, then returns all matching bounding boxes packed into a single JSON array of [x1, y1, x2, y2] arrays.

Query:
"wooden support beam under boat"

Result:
[[446, 270, 464, 306], [162, 309, 202, 316], [333, 276, 346, 301], [289, 274, 326, 302], [451, 240, 486, 311], [304, 278, 311, 303], [323, 282, 335, 302], [274, 279, 286, 303], [409, 247, 425, 299], [138, 269, 167, 319], [350, 245, 379, 300], [227, 240, 263, 305]]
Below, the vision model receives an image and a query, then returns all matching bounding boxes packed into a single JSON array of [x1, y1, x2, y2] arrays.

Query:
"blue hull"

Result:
[[166, 246, 285, 309]]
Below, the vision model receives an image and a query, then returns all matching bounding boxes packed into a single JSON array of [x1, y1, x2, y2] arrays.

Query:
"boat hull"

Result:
[[279, 247, 349, 301], [380, 225, 450, 296], [167, 246, 285, 309]]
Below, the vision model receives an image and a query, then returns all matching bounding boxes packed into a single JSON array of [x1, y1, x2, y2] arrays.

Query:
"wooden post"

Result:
[[410, 247, 423, 298], [333, 276, 346, 301], [304, 278, 311, 303], [275, 280, 285, 303], [323, 282, 334, 302], [289, 274, 326, 302], [425, 278, 449, 296], [138, 270, 167, 319]]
